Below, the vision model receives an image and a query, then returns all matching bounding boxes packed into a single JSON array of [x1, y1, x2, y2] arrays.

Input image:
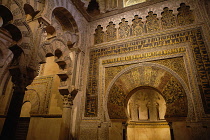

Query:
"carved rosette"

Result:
[[146, 11, 160, 33], [118, 18, 130, 39], [106, 21, 117, 42], [131, 15, 144, 36]]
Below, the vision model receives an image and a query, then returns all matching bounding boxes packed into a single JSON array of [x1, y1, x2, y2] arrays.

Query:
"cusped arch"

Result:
[[5, 2, 33, 52], [38, 39, 71, 67], [1, 2, 35, 76], [106, 62, 191, 121]]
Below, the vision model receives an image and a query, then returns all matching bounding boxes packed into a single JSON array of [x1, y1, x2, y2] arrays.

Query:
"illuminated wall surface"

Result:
[[124, 0, 147, 7], [0, 0, 210, 140]]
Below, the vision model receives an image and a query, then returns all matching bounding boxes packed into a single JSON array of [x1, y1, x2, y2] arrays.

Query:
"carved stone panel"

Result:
[[106, 21, 117, 42], [86, 28, 210, 117], [25, 76, 54, 115], [161, 7, 176, 29], [146, 11, 160, 33], [177, 3, 194, 26], [94, 25, 104, 44], [131, 15, 144, 36], [118, 18, 130, 39]]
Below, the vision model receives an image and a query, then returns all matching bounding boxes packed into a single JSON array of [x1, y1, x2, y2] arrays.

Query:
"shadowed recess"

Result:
[[0, 5, 13, 26], [4, 24, 22, 42], [52, 7, 79, 33]]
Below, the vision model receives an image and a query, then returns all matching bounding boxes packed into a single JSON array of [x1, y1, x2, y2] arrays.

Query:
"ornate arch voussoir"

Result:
[[106, 62, 191, 121], [50, 38, 67, 54]]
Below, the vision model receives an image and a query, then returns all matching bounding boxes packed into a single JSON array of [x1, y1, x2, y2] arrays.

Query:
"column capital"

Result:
[[63, 94, 73, 108], [62, 88, 79, 108]]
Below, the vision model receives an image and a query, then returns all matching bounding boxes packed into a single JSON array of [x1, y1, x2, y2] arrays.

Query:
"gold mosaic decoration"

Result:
[[105, 56, 188, 93], [107, 66, 188, 119], [105, 64, 132, 91], [86, 28, 210, 117], [162, 77, 188, 118], [152, 57, 189, 86], [102, 47, 186, 65]]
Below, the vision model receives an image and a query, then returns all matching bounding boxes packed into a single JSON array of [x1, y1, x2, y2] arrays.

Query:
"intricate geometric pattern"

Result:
[[131, 15, 144, 36], [177, 3, 194, 26], [162, 77, 188, 117], [161, 7, 176, 29], [146, 11, 159, 32], [118, 18, 130, 39], [94, 25, 104, 44], [86, 28, 210, 117], [107, 66, 188, 119], [152, 57, 189, 86], [106, 21, 117, 42], [94, 3, 195, 45]]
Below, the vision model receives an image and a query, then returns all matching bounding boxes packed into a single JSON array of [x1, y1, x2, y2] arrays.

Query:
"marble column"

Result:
[[70, 47, 81, 86], [130, 103, 138, 121]]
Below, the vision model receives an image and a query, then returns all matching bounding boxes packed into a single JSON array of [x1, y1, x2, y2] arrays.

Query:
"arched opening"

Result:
[[24, 4, 40, 20], [3, 24, 22, 42], [0, 5, 13, 26], [107, 64, 189, 140], [45, 25, 56, 40], [52, 7, 79, 33], [55, 49, 62, 59], [0, 5, 22, 42], [87, 0, 100, 16], [126, 86, 170, 140]]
